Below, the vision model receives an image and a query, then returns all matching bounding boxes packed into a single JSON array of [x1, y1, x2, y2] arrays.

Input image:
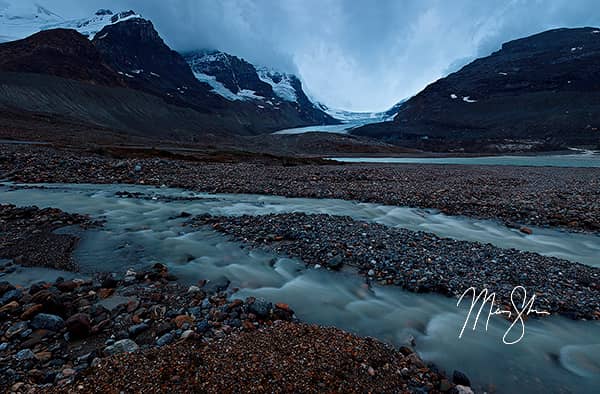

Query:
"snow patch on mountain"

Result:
[[193, 72, 264, 101], [0, 2, 61, 42], [256, 67, 298, 102], [45, 10, 141, 39], [0, 3, 141, 43]]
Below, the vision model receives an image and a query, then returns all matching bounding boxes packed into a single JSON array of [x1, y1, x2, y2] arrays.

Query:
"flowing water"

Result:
[[1, 183, 599, 393], [329, 150, 600, 168]]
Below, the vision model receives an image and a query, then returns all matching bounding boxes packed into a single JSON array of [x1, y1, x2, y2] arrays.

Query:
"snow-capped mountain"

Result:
[[184, 49, 337, 125], [46, 10, 142, 39], [256, 67, 298, 103], [0, 2, 140, 43], [0, 2, 339, 137], [185, 50, 274, 102]]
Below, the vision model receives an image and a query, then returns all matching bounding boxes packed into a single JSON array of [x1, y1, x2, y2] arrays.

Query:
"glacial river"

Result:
[[1, 183, 599, 393], [329, 150, 600, 168]]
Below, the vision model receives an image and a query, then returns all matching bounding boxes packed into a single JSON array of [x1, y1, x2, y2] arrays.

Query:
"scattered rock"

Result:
[[453, 370, 471, 387], [14, 349, 36, 361], [104, 339, 139, 355], [156, 333, 174, 347], [66, 313, 92, 337], [31, 313, 65, 332], [248, 298, 272, 318], [520, 226, 533, 235]]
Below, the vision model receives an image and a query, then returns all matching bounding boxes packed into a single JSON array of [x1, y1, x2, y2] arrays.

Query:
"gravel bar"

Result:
[[1, 144, 599, 233], [0, 204, 94, 271], [193, 213, 600, 320]]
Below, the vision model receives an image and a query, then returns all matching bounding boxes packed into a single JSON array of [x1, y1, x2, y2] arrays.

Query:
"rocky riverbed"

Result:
[[0, 204, 94, 271], [0, 263, 288, 391], [0, 201, 457, 393], [1, 144, 599, 233], [0, 262, 456, 393], [192, 213, 600, 320]]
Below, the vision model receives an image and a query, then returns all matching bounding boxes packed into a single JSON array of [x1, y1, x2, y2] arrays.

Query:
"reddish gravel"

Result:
[[52, 322, 452, 394]]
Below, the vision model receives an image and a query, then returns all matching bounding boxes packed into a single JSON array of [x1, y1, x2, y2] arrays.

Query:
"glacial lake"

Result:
[[329, 151, 600, 167]]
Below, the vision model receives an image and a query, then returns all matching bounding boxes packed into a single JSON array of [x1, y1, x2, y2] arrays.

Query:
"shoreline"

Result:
[[193, 212, 600, 321], [0, 205, 456, 393], [1, 144, 599, 234]]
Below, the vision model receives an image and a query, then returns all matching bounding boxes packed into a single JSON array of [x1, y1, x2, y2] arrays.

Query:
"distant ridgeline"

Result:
[[354, 27, 600, 152], [0, 6, 337, 141]]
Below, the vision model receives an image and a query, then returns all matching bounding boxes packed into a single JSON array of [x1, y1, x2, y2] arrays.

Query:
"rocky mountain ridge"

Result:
[[354, 27, 600, 151], [0, 7, 337, 140]]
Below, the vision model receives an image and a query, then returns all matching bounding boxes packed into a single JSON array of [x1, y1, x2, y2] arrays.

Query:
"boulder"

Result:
[[31, 313, 65, 332]]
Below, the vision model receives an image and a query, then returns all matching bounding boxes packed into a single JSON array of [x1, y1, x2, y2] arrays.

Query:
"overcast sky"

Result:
[[9, 0, 600, 111]]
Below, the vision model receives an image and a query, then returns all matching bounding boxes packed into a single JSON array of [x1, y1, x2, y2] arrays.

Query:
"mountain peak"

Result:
[[185, 49, 274, 97], [94, 9, 113, 16], [0, 5, 142, 42], [92, 17, 208, 104], [33, 4, 62, 18]]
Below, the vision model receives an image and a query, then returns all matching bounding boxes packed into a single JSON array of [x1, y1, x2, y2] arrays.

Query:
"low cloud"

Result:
[[15, 0, 600, 111]]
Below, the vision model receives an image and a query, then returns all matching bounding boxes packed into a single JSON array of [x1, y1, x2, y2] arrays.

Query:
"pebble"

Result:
[[181, 330, 194, 339], [156, 333, 174, 347], [66, 313, 92, 337], [0, 289, 22, 305], [128, 323, 149, 337], [15, 349, 36, 361], [248, 298, 272, 318], [104, 339, 139, 355]]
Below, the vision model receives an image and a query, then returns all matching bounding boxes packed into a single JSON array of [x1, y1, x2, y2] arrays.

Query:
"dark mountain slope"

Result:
[[0, 29, 123, 87], [0, 72, 237, 141], [355, 27, 600, 151], [0, 22, 332, 139], [91, 18, 220, 112]]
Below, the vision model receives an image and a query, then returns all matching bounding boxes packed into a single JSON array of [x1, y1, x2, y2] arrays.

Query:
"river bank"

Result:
[[193, 213, 600, 320], [1, 183, 599, 392], [0, 203, 455, 392], [1, 144, 599, 233]]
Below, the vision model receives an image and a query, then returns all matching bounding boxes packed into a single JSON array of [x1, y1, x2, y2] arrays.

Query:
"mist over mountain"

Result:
[[3, 0, 600, 112]]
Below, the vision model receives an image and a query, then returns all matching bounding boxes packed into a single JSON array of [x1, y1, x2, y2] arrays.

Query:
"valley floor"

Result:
[[1, 143, 599, 233], [0, 204, 451, 393], [1, 142, 599, 393]]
